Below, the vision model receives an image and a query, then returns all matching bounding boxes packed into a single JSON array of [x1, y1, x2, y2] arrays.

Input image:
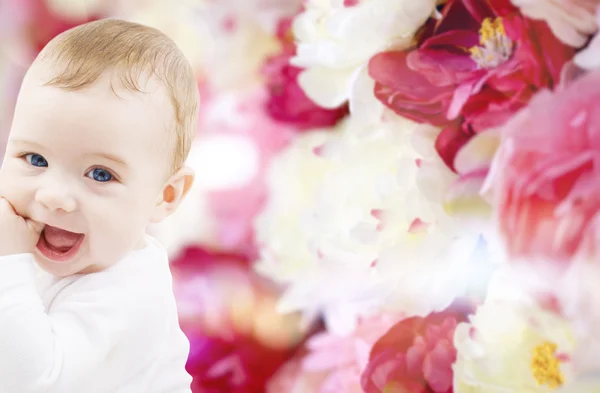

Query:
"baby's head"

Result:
[[0, 19, 199, 276]]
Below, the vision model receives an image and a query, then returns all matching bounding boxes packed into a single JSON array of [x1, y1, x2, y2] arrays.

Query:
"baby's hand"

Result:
[[0, 198, 43, 257]]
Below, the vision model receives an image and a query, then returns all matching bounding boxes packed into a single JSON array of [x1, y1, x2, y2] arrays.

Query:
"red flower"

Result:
[[187, 335, 295, 393], [369, 0, 574, 170], [171, 247, 308, 393], [262, 18, 349, 130], [360, 305, 471, 393]]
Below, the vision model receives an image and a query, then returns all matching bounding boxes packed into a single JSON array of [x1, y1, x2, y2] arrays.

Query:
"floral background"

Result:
[[3, 0, 600, 392]]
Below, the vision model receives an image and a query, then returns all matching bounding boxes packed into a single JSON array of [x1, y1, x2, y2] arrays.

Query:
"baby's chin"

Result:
[[32, 253, 85, 277], [32, 248, 104, 277]]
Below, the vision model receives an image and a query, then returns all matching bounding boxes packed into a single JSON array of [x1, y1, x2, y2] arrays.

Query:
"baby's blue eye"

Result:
[[25, 153, 48, 167], [86, 168, 113, 183]]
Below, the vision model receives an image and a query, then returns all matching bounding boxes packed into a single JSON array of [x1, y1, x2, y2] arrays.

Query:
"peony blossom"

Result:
[[262, 16, 349, 130], [464, 261, 600, 379], [527, 260, 600, 376], [511, 0, 599, 48], [557, 375, 600, 393], [170, 246, 308, 393], [255, 114, 496, 334], [290, 0, 436, 121], [361, 304, 472, 393], [369, 0, 574, 170], [453, 269, 576, 393], [484, 69, 600, 264], [267, 315, 400, 393]]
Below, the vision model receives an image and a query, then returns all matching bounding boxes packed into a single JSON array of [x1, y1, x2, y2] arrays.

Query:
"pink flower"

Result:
[[4, 0, 101, 58], [486, 69, 600, 264], [511, 0, 599, 47], [360, 305, 471, 393], [267, 315, 400, 393], [369, 0, 574, 170], [171, 247, 309, 393], [262, 17, 349, 130]]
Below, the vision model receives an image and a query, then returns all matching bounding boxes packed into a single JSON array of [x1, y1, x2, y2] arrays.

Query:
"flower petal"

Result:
[[297, 66, 357, 108]]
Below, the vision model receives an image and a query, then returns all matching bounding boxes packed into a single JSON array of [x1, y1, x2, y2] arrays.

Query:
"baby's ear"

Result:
[[150, 166, 195, 223]]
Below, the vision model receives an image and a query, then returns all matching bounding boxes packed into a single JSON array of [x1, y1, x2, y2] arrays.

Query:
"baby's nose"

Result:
[[35, 187, 77, 213]]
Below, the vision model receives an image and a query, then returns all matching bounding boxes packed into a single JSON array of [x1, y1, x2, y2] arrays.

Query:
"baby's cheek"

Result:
[[0, 169, 29, 214]]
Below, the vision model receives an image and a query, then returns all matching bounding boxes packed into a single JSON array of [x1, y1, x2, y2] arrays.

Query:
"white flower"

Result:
[[542, 259, 600, 376], [510, 0, 598, 48], [254, 130, 339, 284], [290, 0, 436, 121], [454, 268, 577, 393], [254, 128, 377, 333], [575, 8, 600, 69], [255, 114, 496, 334], [204, 0, 303, 34], [127, 0, 285, 89], [558, 375, 600, 393], [122, 1, 214, 71], [44, 0, 108, 19]]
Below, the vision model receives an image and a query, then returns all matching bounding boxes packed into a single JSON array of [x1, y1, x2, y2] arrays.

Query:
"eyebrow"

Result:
[[8, 139, 45, 149], [89, 152, 127, 166]]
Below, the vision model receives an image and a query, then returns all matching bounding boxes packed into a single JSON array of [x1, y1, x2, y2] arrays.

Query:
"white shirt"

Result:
[[0, 235, 192, 393]]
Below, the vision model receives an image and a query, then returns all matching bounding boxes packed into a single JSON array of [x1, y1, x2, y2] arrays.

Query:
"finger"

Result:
[[25, 219, 45, 235]]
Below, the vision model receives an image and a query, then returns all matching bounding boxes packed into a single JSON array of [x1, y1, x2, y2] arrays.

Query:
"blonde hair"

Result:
[[36, 18, 199, 172]]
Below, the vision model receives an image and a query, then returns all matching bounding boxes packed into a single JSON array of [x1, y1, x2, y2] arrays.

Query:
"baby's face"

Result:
[[0, 67, 175, 276]]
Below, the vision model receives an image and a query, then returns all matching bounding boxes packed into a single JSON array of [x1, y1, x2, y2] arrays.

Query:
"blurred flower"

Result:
[[453, 269, 576, 393], [511, 0, 599, 47], [262, 17, 349, 130], [442, 128, 501, 223], [575, 8, 600, 69], [268, 314, 400, 393], [369, 0, 574, 170], [124, 0, 213, 72], [528, 260, 600, 376], [170, 246, 309, 393], [204, 0, 303, 34], [256, 114, 495, 335], [485, 69, 600, 264], [461, 260, 600, 379], [557, 375, 600, 393], [41, 0, 119, 19], [265, 355, 324, 393], [152, 88, 296, 257], [0, 0, 102, 63], [290, 0, 436, 122], [361, 304, 472, 393], [254, 130, 338, 284], [194, 3, 283, 90]]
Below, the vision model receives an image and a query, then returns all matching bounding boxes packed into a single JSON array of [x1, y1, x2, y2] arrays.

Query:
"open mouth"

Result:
[[36, 225, 85, 263]]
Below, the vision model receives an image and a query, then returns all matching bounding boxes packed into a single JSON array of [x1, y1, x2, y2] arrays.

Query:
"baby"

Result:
[[0, 19, 199, 392]]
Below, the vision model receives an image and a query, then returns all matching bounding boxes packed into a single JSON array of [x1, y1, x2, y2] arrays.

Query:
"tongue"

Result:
[[43, 226, 81, 250]]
